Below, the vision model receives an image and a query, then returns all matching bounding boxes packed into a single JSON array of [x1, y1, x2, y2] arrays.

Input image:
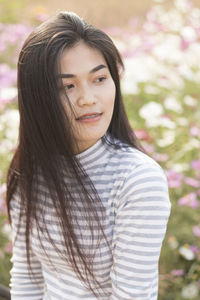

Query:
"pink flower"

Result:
[[0, 23, 32, 59], [35, 13, 49, 22], [122, 49, 139, 58], [134, 129, 152, 141], [171, 269, 184, 277], [180, 38, 190, 51], [152, 21, 165, 32], [195, 27, 200, 38], [192, 226, 200, 237], [140, 34, 156, 53], [190, 126, 200, 137], [189, 245, 199, 254], [0, 98, 11, 108], [0, 64, 17, 88], [0, 183, 6, 195], [166, 170, 184, 188], [4, 242, 12, 254], [191, 159, 200, 170], [178, 193, 199, 209], [143, 143, 155, 154], [152, 153, 169, 162], [184, 177, 200, 188]]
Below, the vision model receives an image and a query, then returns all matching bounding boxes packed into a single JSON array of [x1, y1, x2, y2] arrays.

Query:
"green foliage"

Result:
[[0, 215, 11, 286]]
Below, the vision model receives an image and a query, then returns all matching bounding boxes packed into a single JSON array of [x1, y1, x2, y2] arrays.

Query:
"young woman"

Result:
[[6, 11, 171, 300]]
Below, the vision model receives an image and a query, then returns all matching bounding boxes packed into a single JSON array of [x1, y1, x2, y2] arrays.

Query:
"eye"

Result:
[[95, 76, 107, 83], [64, 84, 74, 91]]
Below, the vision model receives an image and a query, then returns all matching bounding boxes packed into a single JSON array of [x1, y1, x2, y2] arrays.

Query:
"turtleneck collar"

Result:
[[75, 133, 115, 168]]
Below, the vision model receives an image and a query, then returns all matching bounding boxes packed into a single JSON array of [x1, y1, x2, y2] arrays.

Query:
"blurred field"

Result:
[[30, 0, 159, 27], [1, 0, 200, 27]]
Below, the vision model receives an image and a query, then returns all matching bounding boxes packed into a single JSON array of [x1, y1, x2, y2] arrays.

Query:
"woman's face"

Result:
[[59, 42, 116, 154]]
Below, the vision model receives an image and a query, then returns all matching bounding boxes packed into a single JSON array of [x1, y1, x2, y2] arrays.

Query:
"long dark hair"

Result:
[[6, 11, 146, 298]]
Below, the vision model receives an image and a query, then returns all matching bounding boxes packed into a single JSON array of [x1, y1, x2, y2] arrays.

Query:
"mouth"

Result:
[[76, 112, 103, 121]]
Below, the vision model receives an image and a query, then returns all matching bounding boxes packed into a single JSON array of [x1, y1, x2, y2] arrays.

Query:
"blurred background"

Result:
[[0, 0, 200, 299], [1, 0, 200, 27]]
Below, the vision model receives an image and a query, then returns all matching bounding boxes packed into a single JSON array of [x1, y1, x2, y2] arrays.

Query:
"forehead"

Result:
[[60, 42, 108, 74]]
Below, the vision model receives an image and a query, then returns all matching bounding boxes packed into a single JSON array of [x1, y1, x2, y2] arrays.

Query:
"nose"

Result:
[[77, 84, 97, 106]]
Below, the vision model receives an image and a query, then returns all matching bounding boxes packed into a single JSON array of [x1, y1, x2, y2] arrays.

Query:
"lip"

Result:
[[76, 112, 102, 120], [76, 112, 103, 123]]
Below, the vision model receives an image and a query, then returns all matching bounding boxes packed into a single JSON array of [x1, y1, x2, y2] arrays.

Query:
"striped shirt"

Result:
[[9, 134, 171, 299]]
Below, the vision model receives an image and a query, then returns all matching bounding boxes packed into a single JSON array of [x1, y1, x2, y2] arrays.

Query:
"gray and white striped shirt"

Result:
[[9, 135, 171, 299]]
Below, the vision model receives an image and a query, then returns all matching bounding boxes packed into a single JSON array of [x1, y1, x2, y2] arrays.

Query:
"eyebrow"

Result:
[[57, 64, 107, 79]]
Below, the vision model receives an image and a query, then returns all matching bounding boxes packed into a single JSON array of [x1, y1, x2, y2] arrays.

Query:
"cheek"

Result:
[[105, 81, 116, 110]]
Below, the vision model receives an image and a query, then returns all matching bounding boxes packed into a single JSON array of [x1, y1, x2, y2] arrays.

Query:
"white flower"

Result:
[[113, 38, 127, 53], [0, 87, 17, 100], [146, 5, 165, 23], [157, 130, 176, 147], [0, 109, 19, 151], [163, 96, 183, 113], [181, 283, 199, 299], [122, 55, 161, 95], [154, 64, 185, 90], [159, 118, 176, 128], [167, 73, 185, 90], [6, 125, 19, 141], [0, 109, 19, 126], [2, 223, 12, 241], [183, 138, 200, 151], [0, 140, 15, 154], [183, 42, 200, 67], [139, 101, 163, 120], [144, 118, 161, 128], [171, 163, 189, 172], [121, 77, 139, 95], [156, 78, 173, 89], [128, 35, 142, 49], [123, 55, 158, 83], [178, 64, 196, 81], [181, 26, 197, 42], [174, 0, 192, 13], [190, 8, 200, 27], [176, 117, 188, 126], [193, 71, 200, 83], [146, 116, 176, 129], [152, 34, 183, 64], [159, 9, 184, 32], [144, 85, 160, 95], [179, 246, 195, 260], [183, 95, 198, 107]]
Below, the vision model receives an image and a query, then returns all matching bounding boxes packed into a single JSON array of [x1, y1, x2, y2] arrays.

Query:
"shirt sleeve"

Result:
[[109, 163, 171, 300], [9, 192, 45, 300]]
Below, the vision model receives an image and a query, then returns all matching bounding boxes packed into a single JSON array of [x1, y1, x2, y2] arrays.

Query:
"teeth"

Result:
[[80, 114, 98, 119]]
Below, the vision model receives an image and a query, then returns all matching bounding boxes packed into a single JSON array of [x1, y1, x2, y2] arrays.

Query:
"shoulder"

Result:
[[107, 138, 171, 212], [106, 136, 165, 176]]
